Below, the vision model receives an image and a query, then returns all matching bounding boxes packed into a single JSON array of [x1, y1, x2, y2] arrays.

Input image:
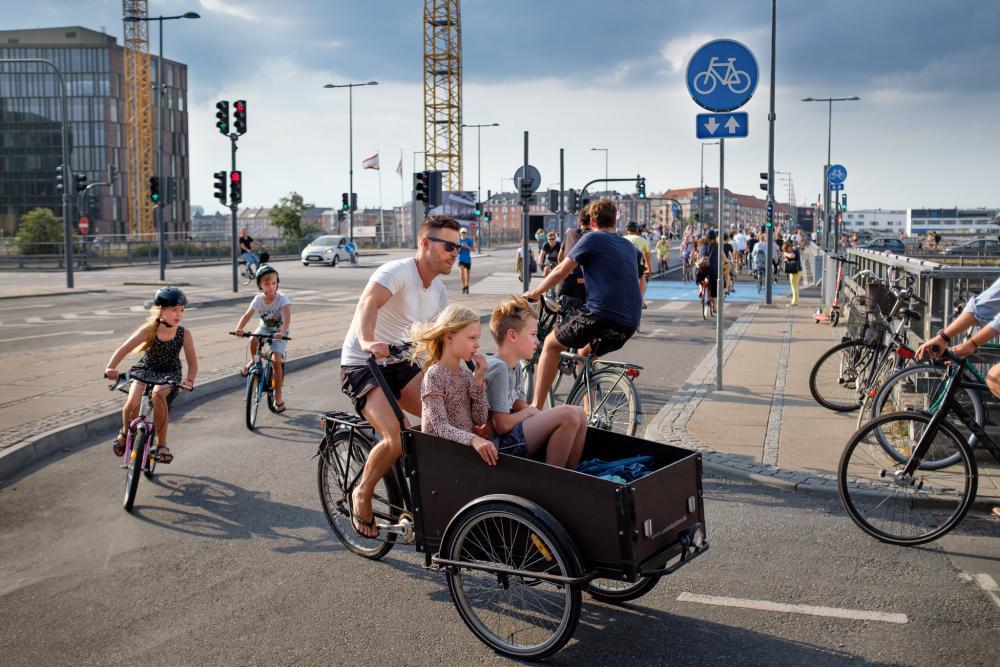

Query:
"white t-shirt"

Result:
[[733, 232, 748, 251], [250, 292, 290, 329], [341, 257, 448, 366]]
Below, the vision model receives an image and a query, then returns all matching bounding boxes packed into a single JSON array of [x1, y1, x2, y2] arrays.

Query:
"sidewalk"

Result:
[[646, 292, 1000, 513]]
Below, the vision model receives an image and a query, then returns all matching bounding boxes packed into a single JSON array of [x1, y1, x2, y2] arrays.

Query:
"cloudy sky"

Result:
[[10, 0, 1000, 213]]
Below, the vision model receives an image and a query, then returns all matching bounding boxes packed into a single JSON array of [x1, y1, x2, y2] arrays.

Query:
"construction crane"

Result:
[[423, 0, 462, 192], [122, 0, 154, 237]]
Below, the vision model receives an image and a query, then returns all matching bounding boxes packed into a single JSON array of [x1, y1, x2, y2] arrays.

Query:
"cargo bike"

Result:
[[316, 356, 709, 660]]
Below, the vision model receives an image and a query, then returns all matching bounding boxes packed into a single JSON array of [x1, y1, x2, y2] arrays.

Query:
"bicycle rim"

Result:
[[445, 504, 581, 660], [245, 373, 260, 430], [569, 370, 639, 436], [317, 432, 399, 559], [872, 364, 983, 467], [586, 575, 659, 603], [809, 340, 871, 412], [838, 412, 976, 546]]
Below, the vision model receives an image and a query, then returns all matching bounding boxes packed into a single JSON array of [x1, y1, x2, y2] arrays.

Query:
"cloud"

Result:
[[198, 0, 263, 23]]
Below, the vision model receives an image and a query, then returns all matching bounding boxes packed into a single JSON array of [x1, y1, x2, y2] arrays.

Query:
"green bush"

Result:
[[15, 208, 63, 255]]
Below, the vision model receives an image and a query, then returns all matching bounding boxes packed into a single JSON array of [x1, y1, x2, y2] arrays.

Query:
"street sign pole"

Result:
[[765, 0, 777, 305], [521, 131, 530, 294], [716, 138, 725, 390]]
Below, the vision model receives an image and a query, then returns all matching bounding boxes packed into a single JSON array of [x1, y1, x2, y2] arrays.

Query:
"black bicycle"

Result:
[[838, 347, 1000, 545], [230, 331, 290, 430]]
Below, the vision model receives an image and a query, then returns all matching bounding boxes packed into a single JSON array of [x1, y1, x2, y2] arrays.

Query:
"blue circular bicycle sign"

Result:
[[826, 164, 847, 184], [686, 39, 759, 112]]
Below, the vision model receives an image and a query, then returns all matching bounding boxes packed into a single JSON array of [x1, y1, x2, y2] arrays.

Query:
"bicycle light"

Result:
[[626, 368, 641, 378], [896, 347, 915, 360]]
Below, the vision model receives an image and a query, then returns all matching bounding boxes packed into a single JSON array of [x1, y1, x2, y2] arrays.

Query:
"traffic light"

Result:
[[215, 100, 229, 135], [841, 193, 847, 211], [566, 188, 578, 213], [415, 172, 428, 203], [149, 176, 160, 204], [547, 189, 559, 213], [703, 185, 710, 197], [55, 165, 64, 194], [474, 202, 483, 216], [636, 175, 646, 199], [427, 170, 443, 207], [229, 170, 242, 205], [759, 172, 768, 192], [351, 193, 358, 211], [483, 211, 493, 223], [75, 173, 87, 192], [337, 210, 345, 222], [213, 171, 227, 204], [765, 198, 774, 229], [341, 192, 350, 210], [233, 100, 247, 135]]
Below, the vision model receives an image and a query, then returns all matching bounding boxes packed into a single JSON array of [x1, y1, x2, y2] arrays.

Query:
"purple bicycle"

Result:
[[107, 371, 190, 512]]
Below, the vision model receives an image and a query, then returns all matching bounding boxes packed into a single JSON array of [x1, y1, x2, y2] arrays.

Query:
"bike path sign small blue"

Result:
[[686, 39, 759, 112], [826, 164, 847, 184], [696, 112, 749, 139]]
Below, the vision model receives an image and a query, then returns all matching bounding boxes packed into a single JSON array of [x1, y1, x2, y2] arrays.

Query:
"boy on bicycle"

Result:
[[233, 265, 291, 412], [523, 198, 641, 410]]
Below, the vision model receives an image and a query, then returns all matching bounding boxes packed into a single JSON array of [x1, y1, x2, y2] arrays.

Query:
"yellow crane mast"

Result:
[[423, 0, 462, 192], [122, 0, 154, 237]]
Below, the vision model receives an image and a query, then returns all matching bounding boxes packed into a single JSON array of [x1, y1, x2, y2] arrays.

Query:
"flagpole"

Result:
[[377, 150, 385, 246]]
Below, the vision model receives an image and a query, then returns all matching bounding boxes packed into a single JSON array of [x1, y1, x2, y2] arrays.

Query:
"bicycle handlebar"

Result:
[[830, 255, 858, 266], [106, 371, 193, 393], [229, 331, 292, 341]]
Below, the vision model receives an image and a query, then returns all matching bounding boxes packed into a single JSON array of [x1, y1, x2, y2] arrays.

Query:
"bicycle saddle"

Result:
[[898, 307, 921, 322]]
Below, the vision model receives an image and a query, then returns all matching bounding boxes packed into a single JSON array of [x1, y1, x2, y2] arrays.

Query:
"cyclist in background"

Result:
[[524, 198, 641, 409], [540, 231, 562, 276], [556, 205, 592, 313], [238, 227, 260, 268], [624, 221, 652, 309]]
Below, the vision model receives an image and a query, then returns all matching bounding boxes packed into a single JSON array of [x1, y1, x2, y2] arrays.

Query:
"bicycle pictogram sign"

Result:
[[686, 39, 759, 113], [827, 164, 848, 184]]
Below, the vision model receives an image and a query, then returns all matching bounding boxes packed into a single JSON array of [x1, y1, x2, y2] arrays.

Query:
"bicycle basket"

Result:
[[864, 282, 895, 317], [847, 296, 887, 344]]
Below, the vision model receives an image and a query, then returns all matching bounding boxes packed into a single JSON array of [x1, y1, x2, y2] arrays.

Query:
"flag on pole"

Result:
[[395, 156, 403, 178], [362, 153, 379, 170]]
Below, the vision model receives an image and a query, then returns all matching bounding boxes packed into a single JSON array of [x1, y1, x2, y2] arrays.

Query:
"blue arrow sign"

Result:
[[696, 112, 749, 139], [686, 39, 759, 112], [830, 183, 844, 191], [827, 164, 847, 184]]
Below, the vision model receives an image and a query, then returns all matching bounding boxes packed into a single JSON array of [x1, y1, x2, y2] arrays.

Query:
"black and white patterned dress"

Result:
[[129, 326, 185, 384]]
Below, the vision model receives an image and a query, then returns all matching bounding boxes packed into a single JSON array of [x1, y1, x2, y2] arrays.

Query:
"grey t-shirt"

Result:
[[484, 354, 526, 414]]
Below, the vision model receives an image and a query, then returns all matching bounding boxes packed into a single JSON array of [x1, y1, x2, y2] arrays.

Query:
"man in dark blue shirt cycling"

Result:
[[524, 198, 642, 409]]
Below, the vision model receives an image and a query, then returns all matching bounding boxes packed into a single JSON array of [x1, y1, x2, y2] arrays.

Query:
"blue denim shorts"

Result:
[[253, 325, 288, 356], [494, 423, 528, 458]]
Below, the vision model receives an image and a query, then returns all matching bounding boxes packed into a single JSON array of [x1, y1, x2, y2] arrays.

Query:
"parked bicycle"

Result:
[[107, 371, 190, 512], [230, 330, 289, 430], [838, 347, 1000, 545]]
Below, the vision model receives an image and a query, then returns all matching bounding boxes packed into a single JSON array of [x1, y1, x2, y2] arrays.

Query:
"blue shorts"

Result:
[[253, 325, 288, 356], [494, 423, 528, 458]]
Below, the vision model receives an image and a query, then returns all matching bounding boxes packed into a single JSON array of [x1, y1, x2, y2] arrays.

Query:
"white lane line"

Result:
[[0, 329, 113, 343], [657, 301, 687, 312], [0, 303, 54, 312], [676, 592, 908, 624], [974, 573, 1000, 610]]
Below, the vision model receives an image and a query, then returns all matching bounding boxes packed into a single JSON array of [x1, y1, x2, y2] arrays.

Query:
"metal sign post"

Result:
[[687, 39, 759, 390]]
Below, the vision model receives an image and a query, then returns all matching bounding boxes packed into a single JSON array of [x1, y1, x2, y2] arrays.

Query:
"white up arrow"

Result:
[[725, 116, 741, 134], [703, 117, 719, 135]]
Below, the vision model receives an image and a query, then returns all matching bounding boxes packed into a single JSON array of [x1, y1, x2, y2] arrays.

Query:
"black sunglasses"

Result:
[[426, 236, 461, 253]]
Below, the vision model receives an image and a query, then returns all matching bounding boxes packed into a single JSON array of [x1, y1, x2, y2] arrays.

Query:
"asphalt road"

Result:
[[1, 297, 996, 665]]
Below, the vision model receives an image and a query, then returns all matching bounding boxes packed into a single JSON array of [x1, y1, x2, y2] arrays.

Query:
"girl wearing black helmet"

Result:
[[232, 264, 291, 412], [103, 286, 198, 464]]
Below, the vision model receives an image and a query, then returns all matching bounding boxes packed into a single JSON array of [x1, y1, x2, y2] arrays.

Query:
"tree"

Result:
[[269, 192, 313, 240], [15, 208, 64, 254]]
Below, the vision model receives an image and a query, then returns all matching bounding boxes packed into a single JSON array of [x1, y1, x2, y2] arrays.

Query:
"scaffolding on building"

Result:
[[122, 0, 154, 237], [423, 0, 462, 191]]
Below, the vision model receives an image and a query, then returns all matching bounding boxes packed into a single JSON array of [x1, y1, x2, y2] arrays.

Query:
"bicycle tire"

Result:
[[567, 369, 640, 436], [809, 340, 872, 412], [855, 351, 904, 430], [830, 308, 841, 328], [264, 365, 279, 413], [123, 427, 145, 512], [838, 411, 976, 546], [444, 501, 582, 660], [144, 435, 157, 479], [317, 430, 402, 560], [245, 372, 261, 430], [870, 362, 985, 468], [586, 574, 660, 604], [241, 263, 257, 286]]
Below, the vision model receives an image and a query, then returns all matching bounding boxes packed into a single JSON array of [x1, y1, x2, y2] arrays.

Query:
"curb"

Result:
[[0, 288, 107, 301], [642, 301, 999, 515], [0, 345, 342, 482]]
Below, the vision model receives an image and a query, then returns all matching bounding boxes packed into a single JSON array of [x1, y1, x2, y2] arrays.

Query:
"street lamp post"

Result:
[[590, 147, 608, 194], [461, 122, 499, 248], [324, 81, 378, 243], [801, 95, 859, 252], [123, 11, 199, 283], [699, 141, 719, 236]]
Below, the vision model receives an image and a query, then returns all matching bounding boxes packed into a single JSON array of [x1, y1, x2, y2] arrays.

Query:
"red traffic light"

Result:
[[234, 101, 246, 112], [230, 172, 241, 183]]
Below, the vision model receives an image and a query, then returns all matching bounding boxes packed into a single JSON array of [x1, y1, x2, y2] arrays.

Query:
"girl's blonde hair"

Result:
[[134, 306, 162, 353], [409, 304, 479, 369]]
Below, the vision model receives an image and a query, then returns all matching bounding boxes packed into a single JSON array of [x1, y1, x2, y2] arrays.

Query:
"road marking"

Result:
[[0, 303, 54, 312], [676, 592, 908, 624], [657, 301, 687, 311], [974, 573, 1000, 610], [0, 329, 113, 343]]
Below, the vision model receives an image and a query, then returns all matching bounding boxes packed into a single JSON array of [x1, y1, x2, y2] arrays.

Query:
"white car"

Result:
[[300, 235, 355, 267]]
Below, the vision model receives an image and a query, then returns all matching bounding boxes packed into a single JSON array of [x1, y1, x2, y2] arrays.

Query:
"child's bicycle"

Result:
[[230, 330, 291, 430], [107, 371, 190, 513]]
